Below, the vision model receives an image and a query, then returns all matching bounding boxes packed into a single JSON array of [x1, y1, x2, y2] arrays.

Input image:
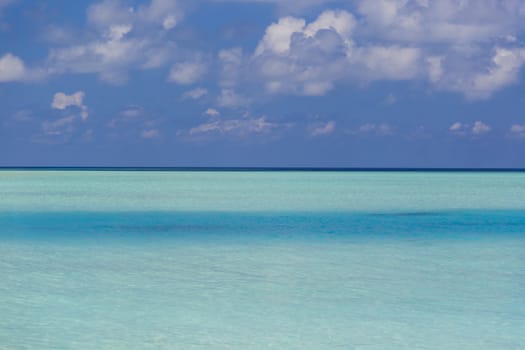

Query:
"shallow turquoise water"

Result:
[[1, 171, 524, 349]]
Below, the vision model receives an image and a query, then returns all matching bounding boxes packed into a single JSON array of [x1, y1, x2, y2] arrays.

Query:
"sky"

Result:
[[1, 0, 525, 167]]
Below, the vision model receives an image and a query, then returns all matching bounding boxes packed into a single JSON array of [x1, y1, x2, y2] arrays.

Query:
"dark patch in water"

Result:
[[369, 212, 438, 217]]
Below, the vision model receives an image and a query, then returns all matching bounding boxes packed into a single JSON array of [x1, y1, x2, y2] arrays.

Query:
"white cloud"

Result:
[[357, 0, 522, 45], [182, 87, 208, 100], [137, 0, 182, 30], [248, 3, 525, 99], [427, 56, 444, 83], [189, 116, 276, 136], [450, 121, 491, 136], [87, 0, 134, 29], [252, 9, 426, 96], [168, 61, 207, 85], [449, 122, 463, 132], [16, 0, 525, 100], [0, 53, 26, 82], [468, 48, 525, 99], [509, 124, 525, 138], [431, 48, 525, 99], [354, 0, 525, 98], [51, 91, 89, 120], [255, 10, 355, 56], [47, 0, 184, 84], [162, 15, 177, 30], [106, 24, 133, 41], [472, 121, 491, 135], [141, 128, 160, 139], [217, 89, 249, 108], [204, 108, 220, 117], [352, 46, 422, 80], [47, 29, 149, 84], [255, 16, 306, 56], [310, 121, 335, 136]]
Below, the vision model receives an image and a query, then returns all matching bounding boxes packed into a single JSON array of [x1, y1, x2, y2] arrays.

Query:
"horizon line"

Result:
[[1, 167, 525, 172]]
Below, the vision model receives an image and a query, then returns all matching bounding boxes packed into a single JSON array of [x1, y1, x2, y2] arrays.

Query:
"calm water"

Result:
[[1, 171, 524, 349]]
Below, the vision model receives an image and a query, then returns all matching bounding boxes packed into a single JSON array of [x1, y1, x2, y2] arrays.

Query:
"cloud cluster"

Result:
[[5, 0, 525, 103], [47, 0, 183, 84], [240, 1, 525, 99], [450, 121, 491, 136]]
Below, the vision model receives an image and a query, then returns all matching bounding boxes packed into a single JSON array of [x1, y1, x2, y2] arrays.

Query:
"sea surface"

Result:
[[1, 170, 524, 349]]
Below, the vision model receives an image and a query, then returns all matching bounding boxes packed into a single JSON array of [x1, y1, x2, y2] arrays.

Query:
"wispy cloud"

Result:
[[141, 128, 160, 139], [309, 121, 335, 136], [182, 88, 208, 100]]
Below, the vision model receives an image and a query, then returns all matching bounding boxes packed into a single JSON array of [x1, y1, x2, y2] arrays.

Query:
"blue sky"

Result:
[[1, 0, 525, 167]]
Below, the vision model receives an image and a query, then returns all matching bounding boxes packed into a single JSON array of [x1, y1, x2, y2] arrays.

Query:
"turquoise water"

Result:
[[1, 171, 525, 349]]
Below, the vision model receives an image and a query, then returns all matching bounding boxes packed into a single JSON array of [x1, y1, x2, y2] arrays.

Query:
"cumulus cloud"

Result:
[[182, 87, 208, 100], [168, 61, 207, 85], [0, 53, 26, 82], [51, 91, 89, 120], [204, 108, 220, 117], [252, 9, 426, 95], [12, 0, 525, 101], [255, 16, 307, 56], [310, 121, 335, 136], [247, 2, 525, 99], [354, 0, 525, 98]]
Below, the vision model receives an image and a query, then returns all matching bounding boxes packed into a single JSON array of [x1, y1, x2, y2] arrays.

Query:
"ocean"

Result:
[[1, 170, 524, 349]]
